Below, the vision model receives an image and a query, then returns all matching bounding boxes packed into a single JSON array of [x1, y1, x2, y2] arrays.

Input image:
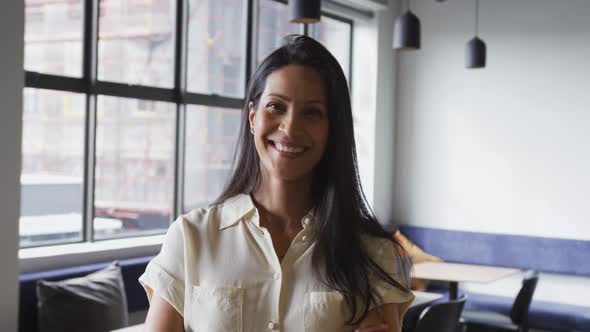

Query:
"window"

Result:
[[312, 14, 353, 83], [183, 106, 241, 212], [21, 0, 354, 248], [257, 0, 301, 65], [24, 0, 83, 77], [98, 0, 177, 88], [256, 1, 353, 83], [187, 0, 247, 97], [94, 97, 176, 239], [20, 88, 85, 247]]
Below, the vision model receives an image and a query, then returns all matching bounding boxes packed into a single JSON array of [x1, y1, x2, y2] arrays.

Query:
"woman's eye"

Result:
[[266, 103, 284, 112], [305, 108, 324, 118]]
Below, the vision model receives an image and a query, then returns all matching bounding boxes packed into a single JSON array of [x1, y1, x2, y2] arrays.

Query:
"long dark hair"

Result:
[[216, 35, 410, 325]]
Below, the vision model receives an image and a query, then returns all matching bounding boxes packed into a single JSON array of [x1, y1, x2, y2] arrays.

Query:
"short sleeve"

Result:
[[363, 236, 415, 321], [138, 216, 187, 317]]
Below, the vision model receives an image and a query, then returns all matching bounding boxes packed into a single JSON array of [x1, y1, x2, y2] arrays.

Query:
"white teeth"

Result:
[[274, 142, 304, 153]]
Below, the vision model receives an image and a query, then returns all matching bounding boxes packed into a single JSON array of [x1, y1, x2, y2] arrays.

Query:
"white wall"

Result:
[[393, 0, 590, 240], [0, 0, 24, 330]]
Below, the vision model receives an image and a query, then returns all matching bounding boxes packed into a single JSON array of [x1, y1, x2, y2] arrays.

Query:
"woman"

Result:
[[139, 35, 413, 332]]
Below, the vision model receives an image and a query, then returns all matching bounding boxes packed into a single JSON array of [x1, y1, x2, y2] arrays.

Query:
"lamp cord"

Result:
[[475, 0, 480, 36]]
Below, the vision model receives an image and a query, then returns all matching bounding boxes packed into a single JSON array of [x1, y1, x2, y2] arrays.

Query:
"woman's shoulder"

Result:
[[360, 233, 396, 257], [360, 232, 412, 286], [175, 193, 254, 233], [156, 194, 254, 265], [175, 204, 221, 233], [181, 206, 211, 225], [157, 203, 226, 257]]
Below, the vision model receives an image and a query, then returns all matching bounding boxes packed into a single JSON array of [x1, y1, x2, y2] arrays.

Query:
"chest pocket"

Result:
[[304, 291, 354, 332], [189, 285, 244, 332]]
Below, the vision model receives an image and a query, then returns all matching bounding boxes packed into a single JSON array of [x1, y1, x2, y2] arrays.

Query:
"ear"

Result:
[[248, 101, 256, 129]]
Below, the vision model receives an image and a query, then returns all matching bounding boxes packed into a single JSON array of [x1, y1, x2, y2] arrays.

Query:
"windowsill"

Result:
[[19, 235, 164, 274]]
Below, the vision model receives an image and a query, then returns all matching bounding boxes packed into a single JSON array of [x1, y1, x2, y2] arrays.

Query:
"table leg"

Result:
[[449, 282, 459, 300]]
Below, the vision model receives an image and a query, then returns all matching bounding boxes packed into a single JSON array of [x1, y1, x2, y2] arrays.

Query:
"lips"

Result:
[[269, 140, 308, 157]]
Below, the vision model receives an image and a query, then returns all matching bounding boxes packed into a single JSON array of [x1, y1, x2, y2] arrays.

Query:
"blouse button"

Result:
[[273, 272, 280, 280], [303, 217, 311, 226], [268, 321, 277, 330], [301, 235, 308, 242]]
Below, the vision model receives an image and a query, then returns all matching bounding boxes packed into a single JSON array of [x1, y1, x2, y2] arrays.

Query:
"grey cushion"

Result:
[[36, 261, 129, 332]]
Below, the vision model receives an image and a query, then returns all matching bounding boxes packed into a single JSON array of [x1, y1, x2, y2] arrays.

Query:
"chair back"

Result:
[[414, 296, 467, 332], [510, 270, 539, 325]]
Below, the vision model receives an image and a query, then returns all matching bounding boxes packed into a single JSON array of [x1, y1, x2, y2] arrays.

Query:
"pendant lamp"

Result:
[[393, 0, 421, 50], [289, 0, 321, 24], [466, 0, 486, 68]]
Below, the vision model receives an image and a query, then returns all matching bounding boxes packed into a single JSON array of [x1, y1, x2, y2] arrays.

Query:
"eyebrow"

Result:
[[267, 93, 325, 105]]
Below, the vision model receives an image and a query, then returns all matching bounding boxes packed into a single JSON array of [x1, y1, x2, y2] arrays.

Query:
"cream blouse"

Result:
[[139, 194, 414, 332]]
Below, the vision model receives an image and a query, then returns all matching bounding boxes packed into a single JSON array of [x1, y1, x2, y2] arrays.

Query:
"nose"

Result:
[[279, 107, 303, 138]]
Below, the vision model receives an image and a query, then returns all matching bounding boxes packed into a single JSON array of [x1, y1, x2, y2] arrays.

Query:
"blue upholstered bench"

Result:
[[406, 288, 590, 332], [19, 256, 153, 332], [462, 292, 590, 332], [397, 225, 590, 332]]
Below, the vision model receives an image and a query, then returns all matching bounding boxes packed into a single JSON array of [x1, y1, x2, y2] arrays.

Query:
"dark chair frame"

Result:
[[414, 296, 467, 332], [462, 270, 539, 332]]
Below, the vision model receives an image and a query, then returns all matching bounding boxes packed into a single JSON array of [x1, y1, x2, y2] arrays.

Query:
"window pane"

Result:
[[257, 0, 301, 65], [183, 106, 241, 212], [98, 0, 176, 88], [187, 0, 247, 98], [313, 16, 352, 82], [20, 89, 86, 247], [95, 96, 176, 239], [24, 0, 83, 76]]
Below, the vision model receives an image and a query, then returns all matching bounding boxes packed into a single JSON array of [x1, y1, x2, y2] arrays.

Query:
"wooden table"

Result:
[[410, 290, 443, 307], [413, 261, 521, 300]]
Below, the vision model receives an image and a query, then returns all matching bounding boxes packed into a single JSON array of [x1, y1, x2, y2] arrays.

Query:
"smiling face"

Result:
[[249, 64, 329, 182]]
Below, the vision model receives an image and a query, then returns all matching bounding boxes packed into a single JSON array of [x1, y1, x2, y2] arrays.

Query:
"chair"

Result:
[[413, 296, 467, 332], [461, 270, 539, 332]]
